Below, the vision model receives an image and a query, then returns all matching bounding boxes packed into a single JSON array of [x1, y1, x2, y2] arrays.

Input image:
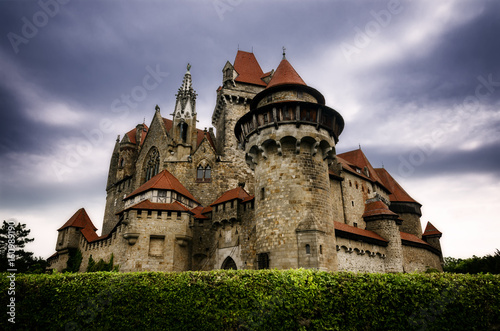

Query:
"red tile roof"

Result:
[[334, 221, 388, 243], [266, 58, 306, 88], [125, 200, 192, 213], [57, 208, 99, 242], [375, 168, 420, 204], [233, 50, 267, 87], [400, 231, 431, 246], [191, 206, 209, 220], [163, 117, 173, 132], [125, 124, 149, 145], [362, 200, 398, 218], [337, 149, 386, 186], [210, 186, 252, 206], [125, 170, 199, 203], [423, 222, 442, 237]]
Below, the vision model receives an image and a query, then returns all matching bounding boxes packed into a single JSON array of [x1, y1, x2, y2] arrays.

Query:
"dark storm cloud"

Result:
[[364, 1, 500, 107]]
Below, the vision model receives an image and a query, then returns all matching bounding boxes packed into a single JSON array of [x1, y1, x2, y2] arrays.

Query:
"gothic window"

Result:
[[119, 158, 125, 168], [196, 163, 212, 182], [179, 122, 188, 143], [257, 253, 270, 269], [144, 147, 160, 182]]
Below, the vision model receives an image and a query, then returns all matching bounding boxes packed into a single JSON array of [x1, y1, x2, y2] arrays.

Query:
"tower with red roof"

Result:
[[235, 51, 344, 270]]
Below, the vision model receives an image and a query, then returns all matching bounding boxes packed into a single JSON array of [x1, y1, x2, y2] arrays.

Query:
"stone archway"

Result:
[[221, 256, 237, 270]]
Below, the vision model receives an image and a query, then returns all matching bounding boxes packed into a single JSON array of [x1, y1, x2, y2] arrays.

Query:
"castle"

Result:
[[48, 50, 444, 273]]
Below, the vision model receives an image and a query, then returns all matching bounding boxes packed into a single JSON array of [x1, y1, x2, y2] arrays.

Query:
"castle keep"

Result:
[[48, 50, 443, 273]]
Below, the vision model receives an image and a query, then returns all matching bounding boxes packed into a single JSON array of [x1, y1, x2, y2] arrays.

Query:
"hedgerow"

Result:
[[1, 270, 499, 330]]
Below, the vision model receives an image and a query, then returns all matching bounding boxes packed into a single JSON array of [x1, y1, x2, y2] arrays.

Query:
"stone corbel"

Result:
[[258, 145, 267, 159], [276, 140, 282, 156], [295, 140, 301, 154], [311, 141, 319, 156], [123, 233, 139, 245]]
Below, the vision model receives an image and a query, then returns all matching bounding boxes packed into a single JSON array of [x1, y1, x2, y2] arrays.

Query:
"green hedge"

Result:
[[1, 270, 499, 330]]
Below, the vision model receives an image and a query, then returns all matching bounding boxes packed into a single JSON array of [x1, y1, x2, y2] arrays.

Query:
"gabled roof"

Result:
[[375, 168, 420, 205], [125, 170, 199, 203], [125, 125, 149, 145], [233, 50, 268, 87], [191, 206, 209, 220], [334, 221, 388, 245], [423, 222, 442, 237], [57, 208, 99, 242], [210, 186, 252, 206], [362, 200, 398, 219], [124, 200, 193, 213], [337, 149, 385, 185], [266, 58, 306, 88]]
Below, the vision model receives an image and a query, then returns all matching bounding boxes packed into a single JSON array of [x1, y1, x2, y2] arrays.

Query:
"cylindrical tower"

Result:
[[235, 55, 344, 270]]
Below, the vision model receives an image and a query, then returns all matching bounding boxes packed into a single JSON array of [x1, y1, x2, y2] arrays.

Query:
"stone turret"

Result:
[[235, 52, 344, 270], [363, 199, 404, 272]]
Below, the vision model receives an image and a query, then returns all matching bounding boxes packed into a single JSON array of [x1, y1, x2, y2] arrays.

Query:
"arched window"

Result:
[[305, 244, 311, 254], [144, 147, 160, 182], [221, 256, 237, 270], [179, 122, 188, 143], [196, 163, 212, 182]]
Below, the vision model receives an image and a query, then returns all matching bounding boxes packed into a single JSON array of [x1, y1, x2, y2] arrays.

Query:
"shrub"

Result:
[[0, 270, 499, 330]]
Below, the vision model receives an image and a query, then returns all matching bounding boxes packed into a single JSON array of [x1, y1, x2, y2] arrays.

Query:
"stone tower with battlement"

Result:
[[235, 53, 344, 270]]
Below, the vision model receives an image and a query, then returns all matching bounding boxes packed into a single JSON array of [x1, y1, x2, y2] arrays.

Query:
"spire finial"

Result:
[[155, 104, 160, 112], [187, 63, 191, 72], [282, 46, 286, 59]]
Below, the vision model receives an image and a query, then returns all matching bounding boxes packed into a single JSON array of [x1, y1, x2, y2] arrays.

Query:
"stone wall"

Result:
[[402, 245, 443, 272], [336, 236, 387, 273]]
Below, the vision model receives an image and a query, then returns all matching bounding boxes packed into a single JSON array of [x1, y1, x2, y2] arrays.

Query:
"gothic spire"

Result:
[[174, 63, 197, 118]]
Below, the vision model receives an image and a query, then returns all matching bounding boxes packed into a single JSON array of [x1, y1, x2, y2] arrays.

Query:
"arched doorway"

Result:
[[221, 256, 237, 270]]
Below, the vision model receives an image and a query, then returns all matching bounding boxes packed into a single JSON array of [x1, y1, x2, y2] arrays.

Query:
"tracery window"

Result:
[[144, 147, 160, 182], [196, 163, 212, 182]]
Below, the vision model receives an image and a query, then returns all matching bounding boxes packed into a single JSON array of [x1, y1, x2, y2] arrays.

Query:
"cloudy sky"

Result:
[[0, 0, 499, 260]]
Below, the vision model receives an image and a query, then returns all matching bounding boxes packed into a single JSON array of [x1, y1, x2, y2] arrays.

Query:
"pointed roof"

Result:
[[375, 168, 420, 205], [124, 124, 149, 145], [125, 170, 199, 203], [233, 51, 267, 87], [337, 149, 387, 190], [266, 58, 306, 88], [58, 208, 99, 242], [423, 222, 442, 237], [362, 200, 398, 219], [210, 186, 252, 206]]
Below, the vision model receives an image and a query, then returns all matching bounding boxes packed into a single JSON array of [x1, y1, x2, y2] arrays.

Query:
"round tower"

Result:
[[235, 53, 344, 270]]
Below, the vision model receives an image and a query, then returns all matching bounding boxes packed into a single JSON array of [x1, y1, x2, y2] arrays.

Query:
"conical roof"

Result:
[[423, 222, 442, 237], [266, 57, 306, 88], [233, 51, 267, 86]]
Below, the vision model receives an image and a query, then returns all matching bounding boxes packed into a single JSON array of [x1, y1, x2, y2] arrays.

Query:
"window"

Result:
[[353, 222, 358, 228], [119, 158, 125, 168], [257, 253, 270, 269], [263, 113, 269, 124], [157, 211, 162, 218], [137, 210, 142, 217], [177, 212, 182, 218], [231, 200, 234, 209], [147, 210, 152, 217], [197, 164, 212, 182], [320, 245, 323, 254], [351, 201, 354, 207], [144, 147, 160, 182], [305, 244, 311, 254], [179, 122, 188, 143], [261, 187, 265, 200]]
